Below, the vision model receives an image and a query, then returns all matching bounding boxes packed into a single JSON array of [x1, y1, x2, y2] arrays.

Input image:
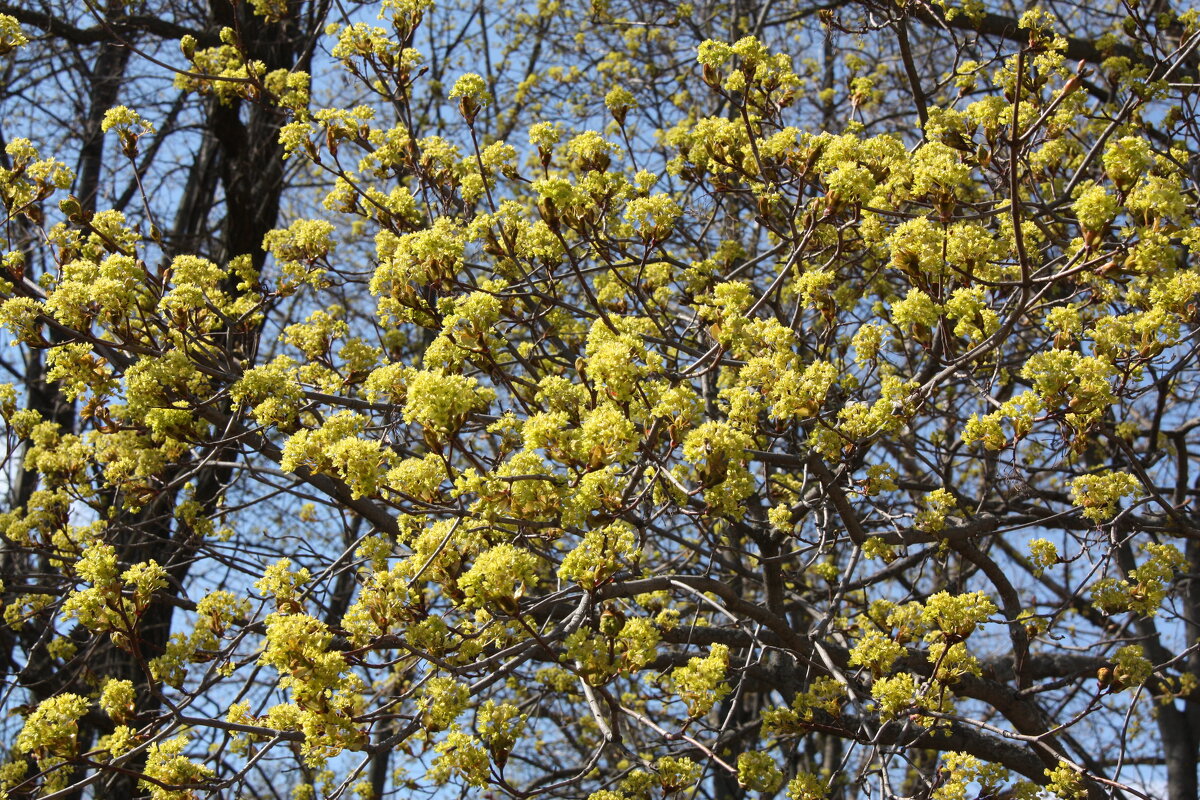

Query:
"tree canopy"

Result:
[[2, 0, 1200, 799]]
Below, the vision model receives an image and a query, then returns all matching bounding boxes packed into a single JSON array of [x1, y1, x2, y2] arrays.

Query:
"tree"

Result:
[[1, 0, 1200, 799]]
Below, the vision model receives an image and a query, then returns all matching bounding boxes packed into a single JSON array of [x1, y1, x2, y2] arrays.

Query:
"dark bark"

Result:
[[74, 2, 132, 215]]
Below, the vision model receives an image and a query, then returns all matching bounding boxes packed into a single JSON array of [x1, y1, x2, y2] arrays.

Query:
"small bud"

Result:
[[59, 196, 82, 221], [599, 607, 626, 637]]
